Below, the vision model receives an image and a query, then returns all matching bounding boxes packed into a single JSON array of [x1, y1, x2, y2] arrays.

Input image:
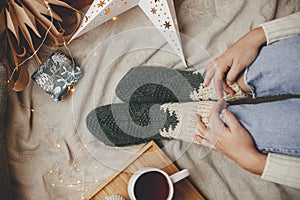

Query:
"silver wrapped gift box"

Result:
[[31, 53, 83, 101]]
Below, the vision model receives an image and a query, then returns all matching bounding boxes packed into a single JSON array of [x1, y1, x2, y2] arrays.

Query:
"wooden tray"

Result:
[[85, 141, 204, 200]]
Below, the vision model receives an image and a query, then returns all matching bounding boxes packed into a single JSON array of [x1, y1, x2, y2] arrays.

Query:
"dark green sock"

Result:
[[115, 66, 204, 104], [86, 102, 178, 147]]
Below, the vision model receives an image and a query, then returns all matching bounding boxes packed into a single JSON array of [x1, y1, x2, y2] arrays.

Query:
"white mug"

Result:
[[127, 167, 190, 200]]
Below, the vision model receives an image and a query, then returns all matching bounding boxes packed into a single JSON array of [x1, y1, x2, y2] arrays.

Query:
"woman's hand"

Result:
[[203, 27, 267, 97], [195, 99, 267, 175]]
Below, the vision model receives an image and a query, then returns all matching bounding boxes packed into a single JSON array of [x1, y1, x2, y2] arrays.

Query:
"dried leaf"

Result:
[[36, 20, 59, 48], [10, 1, 41, 46], [8, 2, 40, 64], [0, 9, 5, 37], [0, 0, 83, 91], [22, 4, 41, 35], [47, 0, 78, 11], [13, 66, 29, 92], [7, 32, 27, 58], [22, 0, 65, 38], [22, 0, 63, 22], [7, 3, 20, 42]]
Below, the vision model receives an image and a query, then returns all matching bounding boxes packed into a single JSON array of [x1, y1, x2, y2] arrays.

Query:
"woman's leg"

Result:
[[226, 35, 300, 156], [240, 34, 300, 98], [227, 98, 300, 156]]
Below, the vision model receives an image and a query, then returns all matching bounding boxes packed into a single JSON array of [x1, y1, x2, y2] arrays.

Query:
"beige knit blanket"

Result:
[[5, 0, 300, 199]]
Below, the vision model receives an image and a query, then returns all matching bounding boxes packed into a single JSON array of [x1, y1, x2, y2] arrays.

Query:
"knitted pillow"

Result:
[[0, 63, 10, 199]]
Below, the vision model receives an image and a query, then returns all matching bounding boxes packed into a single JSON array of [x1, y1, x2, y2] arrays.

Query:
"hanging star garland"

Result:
[[69, 0, 186, 66]]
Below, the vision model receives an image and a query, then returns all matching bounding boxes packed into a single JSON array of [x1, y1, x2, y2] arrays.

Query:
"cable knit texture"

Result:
[[261, 12, 300, 45], [262, 153, 300, 189]]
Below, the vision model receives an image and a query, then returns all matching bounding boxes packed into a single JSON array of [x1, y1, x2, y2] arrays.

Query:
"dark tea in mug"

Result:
[[134, 171, 170, 200]]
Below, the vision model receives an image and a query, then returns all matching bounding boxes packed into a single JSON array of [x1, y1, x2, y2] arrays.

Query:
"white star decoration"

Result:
[[69, 0, 186, 66]]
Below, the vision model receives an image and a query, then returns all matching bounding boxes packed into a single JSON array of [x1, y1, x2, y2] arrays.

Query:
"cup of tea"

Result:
[[127, 167, 190, 200]]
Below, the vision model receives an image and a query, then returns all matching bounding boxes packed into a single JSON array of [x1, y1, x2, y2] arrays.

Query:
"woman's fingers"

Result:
[[196, 100, 227, 149], [196, 115, 208, 138], [195, 134, 215, 149], [209, 99, 226, 128], [204, 57, 234, 97], [197, 99, 226, 134], [205, 100, 226, 144], [221, 109, 240, 130], [194, 134, 205, 143], [213, 76, 224, 98], [195, 115, 214, 148], [223, 82, 235, 95], [203, 64, 215, 87], [226, 62, 244, 85]]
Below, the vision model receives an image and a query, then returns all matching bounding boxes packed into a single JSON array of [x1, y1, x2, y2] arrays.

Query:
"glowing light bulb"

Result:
[[69, 86, 75, 93]]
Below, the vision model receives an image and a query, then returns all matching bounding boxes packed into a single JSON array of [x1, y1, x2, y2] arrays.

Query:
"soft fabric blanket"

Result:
[[5, 0, 300, 199]]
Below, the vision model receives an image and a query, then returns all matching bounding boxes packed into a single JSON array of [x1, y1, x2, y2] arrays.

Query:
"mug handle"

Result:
[[170, 169, 190, 184]]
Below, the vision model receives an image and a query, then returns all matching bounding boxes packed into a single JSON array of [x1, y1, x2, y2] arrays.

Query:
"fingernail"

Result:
[[222, 109, 227, 115], [194, 135, 202, 143]]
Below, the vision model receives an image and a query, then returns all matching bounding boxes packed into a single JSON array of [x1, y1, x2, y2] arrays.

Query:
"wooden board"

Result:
[[85, 141, 205, 200]]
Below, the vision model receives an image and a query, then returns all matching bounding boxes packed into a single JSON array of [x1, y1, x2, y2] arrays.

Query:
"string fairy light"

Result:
[[38, 109, 104, 198], [6, 0, 86, 85], [4, 1, 104, 198], [46, 157, 100, 192], [6, 0, 54, 84], [18, 0, 54, 68]]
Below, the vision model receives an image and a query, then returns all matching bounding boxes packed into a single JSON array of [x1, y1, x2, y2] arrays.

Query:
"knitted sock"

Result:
[[159, 101, 215, 143], [86, 101, 215, 147], [115, 66, 249, 104]]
